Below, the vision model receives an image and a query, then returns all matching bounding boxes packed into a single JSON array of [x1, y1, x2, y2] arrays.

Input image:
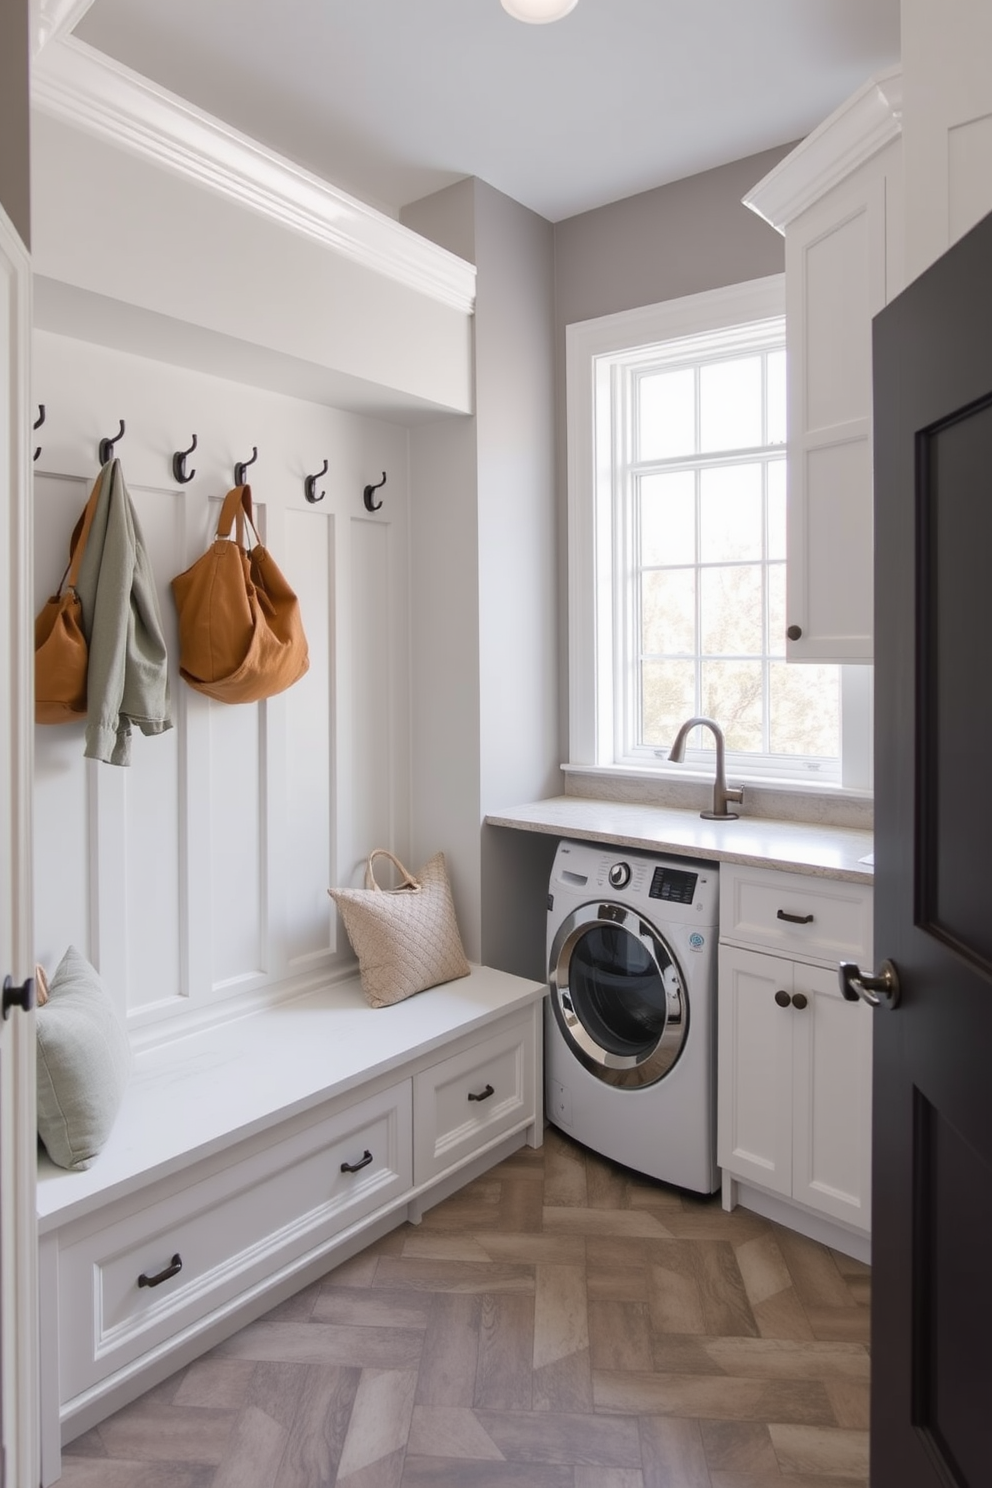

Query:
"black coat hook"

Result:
[[304, 458, 328, 504], [33, 404, 45, 463], [98, 418, 126, 466], [234, 445, 258, 486], [172, 433, 197, 484], [363, 471, 387, 512]]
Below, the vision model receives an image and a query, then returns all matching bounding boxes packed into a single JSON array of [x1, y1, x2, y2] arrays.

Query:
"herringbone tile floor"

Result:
[[58, 1127, 871, 1487]]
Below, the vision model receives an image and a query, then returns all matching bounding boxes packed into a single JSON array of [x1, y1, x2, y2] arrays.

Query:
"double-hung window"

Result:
[[566, 276, 871, 791]]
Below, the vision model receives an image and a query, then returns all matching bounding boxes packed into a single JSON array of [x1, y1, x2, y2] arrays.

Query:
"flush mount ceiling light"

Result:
[[501, 0, 579, 21]]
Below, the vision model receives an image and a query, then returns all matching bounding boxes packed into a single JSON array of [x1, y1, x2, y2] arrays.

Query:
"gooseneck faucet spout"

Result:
[[667, 716, 744, 821]]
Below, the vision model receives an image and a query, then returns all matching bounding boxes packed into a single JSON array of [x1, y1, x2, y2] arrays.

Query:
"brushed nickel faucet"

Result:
[[667, 716, 744, 820]]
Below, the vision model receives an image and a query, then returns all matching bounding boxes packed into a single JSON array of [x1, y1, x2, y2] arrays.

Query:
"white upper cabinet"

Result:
[[744, 69, 903, 665], [901, 0, 992, 282]]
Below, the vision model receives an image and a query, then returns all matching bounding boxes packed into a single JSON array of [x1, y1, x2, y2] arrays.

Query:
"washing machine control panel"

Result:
[[607, 861, 631, 889], [648, 865, 698, 905]]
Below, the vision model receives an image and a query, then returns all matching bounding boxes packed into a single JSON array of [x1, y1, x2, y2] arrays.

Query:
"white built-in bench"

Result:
[[38, 965, 546, 1485]]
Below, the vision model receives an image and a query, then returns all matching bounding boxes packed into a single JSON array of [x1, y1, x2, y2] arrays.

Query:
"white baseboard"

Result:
[[722, 1172, 871, 1265]]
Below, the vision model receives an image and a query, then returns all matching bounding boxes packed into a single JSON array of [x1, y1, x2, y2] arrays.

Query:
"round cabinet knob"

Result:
[[792, 992, 809, 1011], [608, 862, 631, 889], [786, 624, 803, 642], [774, 989, 792, 1008], [2, 975, 35, 1021]]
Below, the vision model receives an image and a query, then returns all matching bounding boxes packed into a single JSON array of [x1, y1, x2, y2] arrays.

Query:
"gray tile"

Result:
[[55, 1463, 216, 1488], [98, 1402, 236, 1465], [402, 1460, 574, 1486], [214, 1319, 423, 1369], [477, 1408, 642, 1467]]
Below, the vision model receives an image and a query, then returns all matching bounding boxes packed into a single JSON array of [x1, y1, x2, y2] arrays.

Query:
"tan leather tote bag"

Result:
[[171, 485, 309, 704], [34, 473, 102, 724]]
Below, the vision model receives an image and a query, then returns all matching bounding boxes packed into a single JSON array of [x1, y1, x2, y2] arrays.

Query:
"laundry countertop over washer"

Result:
[[486, 797, 874, 884]]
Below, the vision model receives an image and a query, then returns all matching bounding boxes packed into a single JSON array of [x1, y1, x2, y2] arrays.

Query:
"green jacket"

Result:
[[74, 459, 173, 766]]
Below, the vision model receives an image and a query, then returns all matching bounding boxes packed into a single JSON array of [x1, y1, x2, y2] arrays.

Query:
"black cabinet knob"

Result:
[[792, 992, 809, 1011], [774, 989, 792, 1008], [786, 625, 803, 641], [2, 975, 35, 1021]]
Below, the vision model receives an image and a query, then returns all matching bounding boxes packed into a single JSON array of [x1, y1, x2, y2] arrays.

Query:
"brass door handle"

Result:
[[839, 959, 900, 1010]]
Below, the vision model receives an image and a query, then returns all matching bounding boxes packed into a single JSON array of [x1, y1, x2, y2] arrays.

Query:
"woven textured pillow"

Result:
[[36, 945, 132, 1171], [329, 850, 470, 1008]]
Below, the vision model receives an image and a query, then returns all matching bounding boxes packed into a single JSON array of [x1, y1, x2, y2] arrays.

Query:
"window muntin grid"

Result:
[[614, 329, 841, 778]]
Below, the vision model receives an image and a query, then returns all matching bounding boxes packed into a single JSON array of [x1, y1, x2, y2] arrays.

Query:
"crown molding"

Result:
[[30, 0, 96, 57], [744, 66, 903, 233], [31, 36, 477, 315]]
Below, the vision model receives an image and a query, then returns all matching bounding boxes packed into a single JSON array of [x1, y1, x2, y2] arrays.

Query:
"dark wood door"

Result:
[[870, 209, 992, 1486]]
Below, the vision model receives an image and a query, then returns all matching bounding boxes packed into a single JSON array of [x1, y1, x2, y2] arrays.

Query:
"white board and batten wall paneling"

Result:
[[32, 331, 411, 1041]]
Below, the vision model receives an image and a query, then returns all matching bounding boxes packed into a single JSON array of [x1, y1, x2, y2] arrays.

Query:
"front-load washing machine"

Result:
[[546, 838, 719, 1194]]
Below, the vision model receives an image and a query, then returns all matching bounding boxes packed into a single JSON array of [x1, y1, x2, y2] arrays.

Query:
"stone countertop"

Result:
[[486, 797, 874, 883]]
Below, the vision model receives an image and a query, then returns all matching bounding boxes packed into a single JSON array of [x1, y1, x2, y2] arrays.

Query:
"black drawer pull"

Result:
[[138, 1253, 182, 1289], [468, 1084, 495, 1103], [341, 1149, 373, 1174], [777, 909, 814, 925]]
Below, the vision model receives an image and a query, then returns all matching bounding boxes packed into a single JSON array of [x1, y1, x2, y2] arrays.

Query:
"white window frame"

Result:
[[565, 275, 872, 793]]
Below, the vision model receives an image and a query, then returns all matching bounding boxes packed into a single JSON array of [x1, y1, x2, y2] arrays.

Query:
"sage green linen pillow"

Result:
[[36, 945, 132, 1171]]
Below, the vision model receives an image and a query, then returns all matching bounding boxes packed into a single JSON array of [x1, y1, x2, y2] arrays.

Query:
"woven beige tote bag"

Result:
[[328, 850, 470, 1008]]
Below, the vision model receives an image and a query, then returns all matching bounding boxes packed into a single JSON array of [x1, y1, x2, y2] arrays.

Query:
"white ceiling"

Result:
[[73, 0, 900, 224]]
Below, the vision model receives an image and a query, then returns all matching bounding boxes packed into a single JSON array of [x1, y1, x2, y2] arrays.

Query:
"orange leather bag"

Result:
[[34, 475, 102, 724], [171, 485, 309, 704]]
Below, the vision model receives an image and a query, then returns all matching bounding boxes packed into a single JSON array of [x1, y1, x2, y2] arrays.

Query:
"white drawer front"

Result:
[[413, 1015, 535, 1184], [58, 1080, 412, 1401], [720, 864, 872, 966]]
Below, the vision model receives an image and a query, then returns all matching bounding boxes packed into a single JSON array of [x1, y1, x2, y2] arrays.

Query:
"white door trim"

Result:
[[0, 198, 40, 1488]]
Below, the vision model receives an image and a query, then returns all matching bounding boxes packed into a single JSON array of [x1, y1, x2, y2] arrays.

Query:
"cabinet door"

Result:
[[790, 963, 873, 1229], [413, 1013, 535, 1184], [785, 140, 901, 663], [717, 946, 794, 1198], [902, 0, 992, 280]]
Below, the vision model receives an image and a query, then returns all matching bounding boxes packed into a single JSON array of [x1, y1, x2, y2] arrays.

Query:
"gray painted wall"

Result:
[[473, 180, 559, 977], [404, 178, 559, 980], [554, 144, 794, 330], [0, 0, 30, 247], [402, 178, 477, 267], [404, 146, 800, 977], [551, 145, 794, 759]]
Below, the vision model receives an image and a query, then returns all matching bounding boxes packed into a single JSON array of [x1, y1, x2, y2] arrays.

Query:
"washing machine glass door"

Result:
[[549, 903, 688, 1089]]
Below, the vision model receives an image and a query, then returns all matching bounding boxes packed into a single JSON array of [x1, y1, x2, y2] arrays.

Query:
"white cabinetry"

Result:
[[718, 864, 873, 1258], [902, 0, 992, 282], [413, 1015, 533, 1183], [38, 970, 544, 1477], [745, 69, 903, 664], [55, 1080, 414, 1406]]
